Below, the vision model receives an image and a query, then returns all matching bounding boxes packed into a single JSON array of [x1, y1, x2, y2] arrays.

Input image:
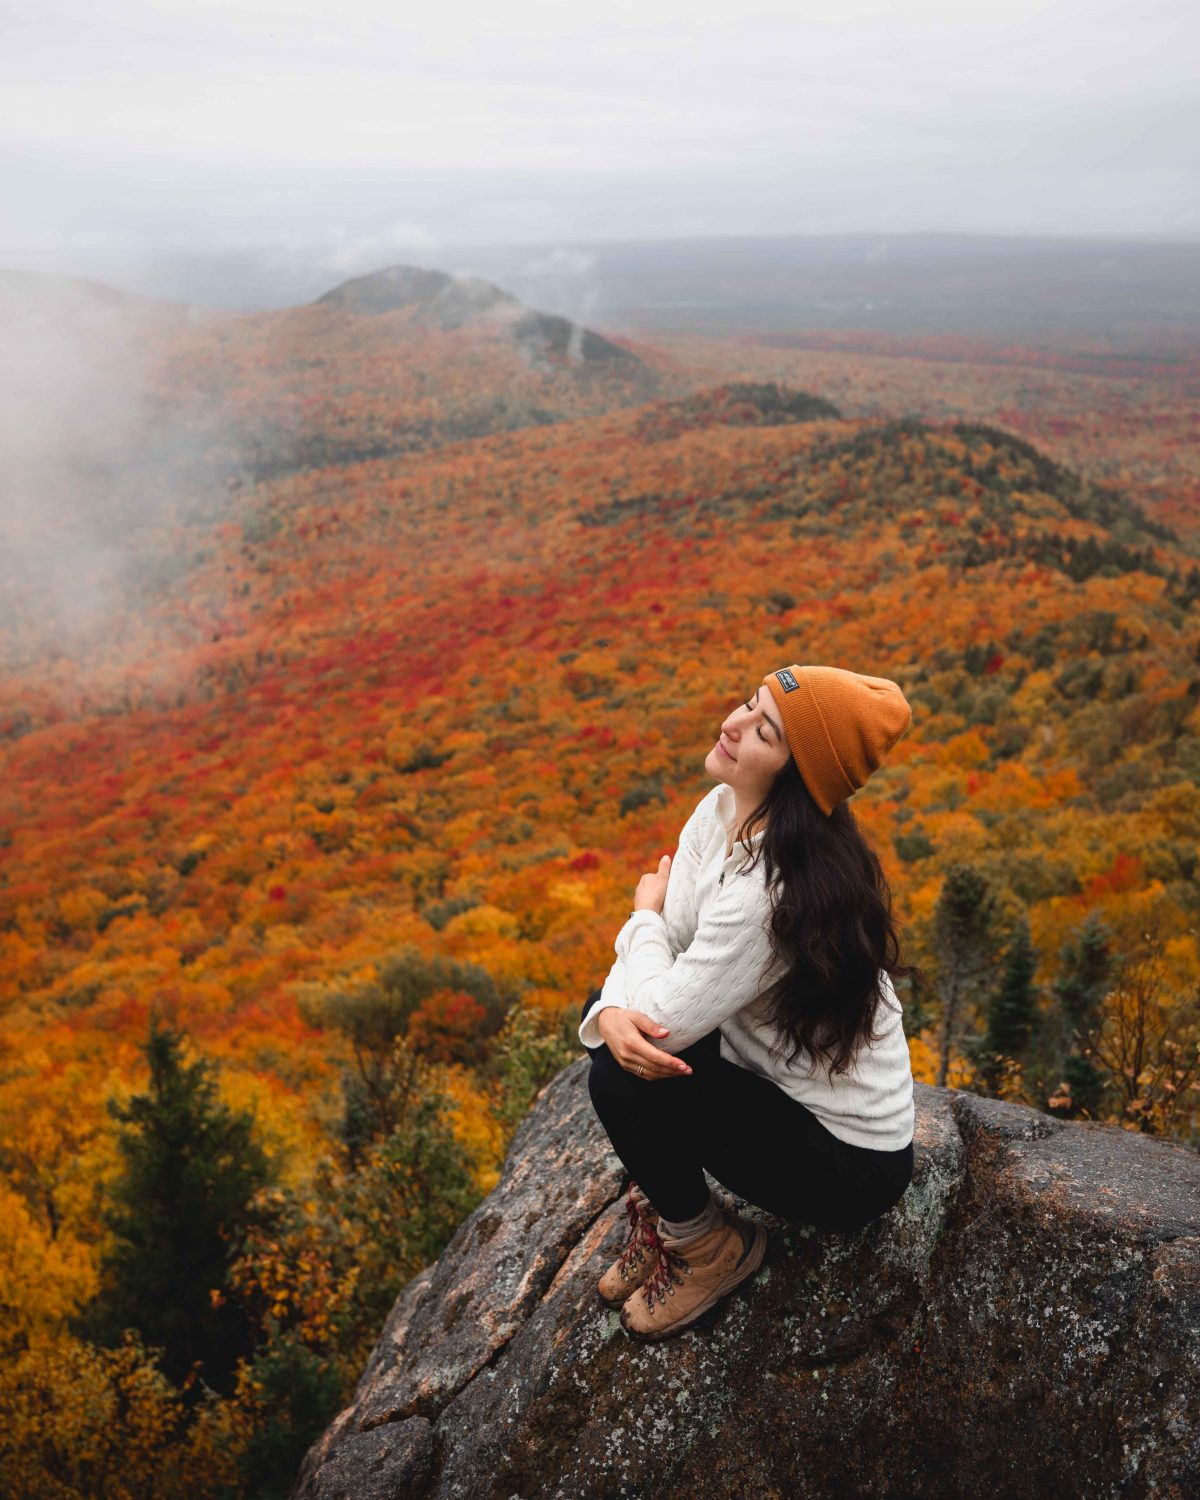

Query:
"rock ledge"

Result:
[[292, 1062, 1200, 1499]]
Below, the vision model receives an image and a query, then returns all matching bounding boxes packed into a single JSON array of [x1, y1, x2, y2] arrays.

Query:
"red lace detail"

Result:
[[616, 1185, 660, 1278], [640, 1242, 690, 1307]]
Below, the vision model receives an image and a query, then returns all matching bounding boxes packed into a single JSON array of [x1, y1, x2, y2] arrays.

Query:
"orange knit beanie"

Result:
[[761, 665, 912, 816]]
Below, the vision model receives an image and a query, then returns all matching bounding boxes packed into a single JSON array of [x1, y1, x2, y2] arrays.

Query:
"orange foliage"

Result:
[[0, 301, 1197, 1463], [406, 989, 488, 1066]]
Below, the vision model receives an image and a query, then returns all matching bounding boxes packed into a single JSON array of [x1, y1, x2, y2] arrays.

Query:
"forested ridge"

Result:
[[0, 271, 1197, 1496]]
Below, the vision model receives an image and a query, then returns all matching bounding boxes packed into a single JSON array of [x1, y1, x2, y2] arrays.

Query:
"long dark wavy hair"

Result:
[[730, 755, 926, 1081]]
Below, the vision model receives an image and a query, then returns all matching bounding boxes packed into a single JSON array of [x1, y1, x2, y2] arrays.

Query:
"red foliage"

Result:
[[1080, 852, 1145, 902], [406, 989, 488, 1066]]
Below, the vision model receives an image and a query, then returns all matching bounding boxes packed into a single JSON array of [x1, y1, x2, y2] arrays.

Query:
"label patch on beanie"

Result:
[[775, 668, 799, 693]]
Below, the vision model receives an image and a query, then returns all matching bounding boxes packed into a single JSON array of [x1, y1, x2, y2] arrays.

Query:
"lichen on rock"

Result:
[[292, 1063, 1200, 1500]]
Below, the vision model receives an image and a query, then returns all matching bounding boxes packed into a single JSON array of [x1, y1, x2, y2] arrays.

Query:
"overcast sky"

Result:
[[2, 0, 1198, 289]]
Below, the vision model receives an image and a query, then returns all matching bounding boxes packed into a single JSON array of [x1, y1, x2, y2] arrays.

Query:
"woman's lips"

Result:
[[718, 740, 736, 761]]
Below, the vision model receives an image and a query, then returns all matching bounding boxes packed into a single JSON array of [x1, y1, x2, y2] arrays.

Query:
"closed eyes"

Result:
[[743, 699, 768, 740]]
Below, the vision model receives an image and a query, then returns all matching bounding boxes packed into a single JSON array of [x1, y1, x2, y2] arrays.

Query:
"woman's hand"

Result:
[[596, 1007, 693, 1081], [633, 854, 671, 915]]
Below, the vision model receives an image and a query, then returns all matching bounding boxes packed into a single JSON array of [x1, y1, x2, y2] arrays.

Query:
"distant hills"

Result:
[[314, 264, 511, 323], [37, 231, 1200, 340], [0, 262, 665, 500], [0, 266, 183, 319], [421, 232, 1200, 343], [0, 260, 655, 386], [314, 263, 651, 382], [0, 256, 1194, 685]]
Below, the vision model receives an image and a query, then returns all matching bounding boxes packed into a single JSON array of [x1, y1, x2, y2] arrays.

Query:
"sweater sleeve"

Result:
[[617, 876, 778, 1054], [576, 950, 630, 1050]]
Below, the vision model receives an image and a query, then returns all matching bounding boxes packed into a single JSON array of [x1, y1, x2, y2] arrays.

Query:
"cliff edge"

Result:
[[291, 1060, 1199, 1499]]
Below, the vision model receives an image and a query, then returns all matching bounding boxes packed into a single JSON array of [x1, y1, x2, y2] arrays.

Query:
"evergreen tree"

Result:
[[1054, 912, 1112, 1031], [76, 1012, 276, 1399], [337, 1066, 377, 1168], [1048, 913, 1113, 1118], [235, 1327, 346, 1500], [1058, 1051, 1106, 1119], [931, 864, 1002, 1088], [975, 914, 1039, 1094]]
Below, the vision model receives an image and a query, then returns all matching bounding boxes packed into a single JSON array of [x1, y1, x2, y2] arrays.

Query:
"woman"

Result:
[[579, 663, 921, 1343]]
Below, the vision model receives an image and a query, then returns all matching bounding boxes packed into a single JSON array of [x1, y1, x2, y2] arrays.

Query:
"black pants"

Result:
[[582, 988, 914, 1232]]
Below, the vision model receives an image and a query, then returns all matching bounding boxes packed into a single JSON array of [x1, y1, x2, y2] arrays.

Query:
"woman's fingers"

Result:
[[624, 1053, 677, 1080], [634, 1042, 691, 1078], [600, 1008, 692, 1080], [626, 1009, 670, 1038], [623, 1011, 691, 1077], [616, 1030, 692, 1082]]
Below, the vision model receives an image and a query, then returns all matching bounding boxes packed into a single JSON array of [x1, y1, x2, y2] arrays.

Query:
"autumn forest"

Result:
[[1, 264, 1198, 1497]]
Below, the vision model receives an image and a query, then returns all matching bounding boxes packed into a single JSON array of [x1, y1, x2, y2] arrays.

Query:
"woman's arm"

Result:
[[577, 785, 718, 1053], [617, 876, 778, 1053], [576, 950, 631, 1048]]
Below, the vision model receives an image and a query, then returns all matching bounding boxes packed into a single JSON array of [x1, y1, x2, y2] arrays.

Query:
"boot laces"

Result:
[[616, 1186, 659, 1277], [640, 1241, 690, 1307]]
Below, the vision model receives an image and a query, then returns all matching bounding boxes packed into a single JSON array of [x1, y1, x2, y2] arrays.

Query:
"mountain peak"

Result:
[[313, 264, 519, 329]]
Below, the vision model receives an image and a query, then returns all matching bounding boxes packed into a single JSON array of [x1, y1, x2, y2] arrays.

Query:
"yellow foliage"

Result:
[[907, 1032, 975, 1091], [443, 904, 520, 940], [0, 1332, 253, 1499], [907, 1033, 939, 1085], [546, 878, 594, 913], [435, 1064, 505, 1193], [226, 1184, 361, 1353], [1163, 932, 1199, 985], [924, 810, 990, 863], [56, 886, 110, 933], [1147, 779, 1200, 842], [520, 986, 572, 1018], [0, 1180, 98, 1353], [934, 730, 990, 769], [0, 928, 43, 990], [212, 1070, 315, 1193], [566, 647, 620, 680]]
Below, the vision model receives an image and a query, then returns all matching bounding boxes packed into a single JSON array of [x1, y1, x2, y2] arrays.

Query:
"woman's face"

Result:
[[705, 683, 791, 798]]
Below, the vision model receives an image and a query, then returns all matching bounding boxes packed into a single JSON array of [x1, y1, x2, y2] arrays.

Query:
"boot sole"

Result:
[[618, 1222, 767, 1343]]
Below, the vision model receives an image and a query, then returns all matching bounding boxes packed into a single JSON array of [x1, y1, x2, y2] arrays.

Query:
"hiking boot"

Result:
[[619, 1206, 767, 1342], [597, 1181, 662, 1308]]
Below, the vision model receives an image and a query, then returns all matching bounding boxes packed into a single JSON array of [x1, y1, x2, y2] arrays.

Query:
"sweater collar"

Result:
[[716, 783, 766, 848]]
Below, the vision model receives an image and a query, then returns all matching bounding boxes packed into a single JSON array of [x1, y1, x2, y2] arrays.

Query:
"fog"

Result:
[[1, 1, 1196, 694], [2, 0, 1198, 303]]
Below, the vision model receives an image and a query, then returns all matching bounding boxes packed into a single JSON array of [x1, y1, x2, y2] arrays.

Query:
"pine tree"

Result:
[[76, 1012, 276, 1399], [931, 864, 1002, 1088], [1054, 912, 1112, 1031], [1048, 913, 1112, 1118], [976, 914, 1039, 1093]]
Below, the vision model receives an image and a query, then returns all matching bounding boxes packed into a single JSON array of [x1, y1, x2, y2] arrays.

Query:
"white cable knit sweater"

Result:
[[579, 782, 915, 1151]]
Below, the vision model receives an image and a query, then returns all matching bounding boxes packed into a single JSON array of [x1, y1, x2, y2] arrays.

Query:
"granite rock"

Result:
[[291, 1063, 1200, 1500]]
